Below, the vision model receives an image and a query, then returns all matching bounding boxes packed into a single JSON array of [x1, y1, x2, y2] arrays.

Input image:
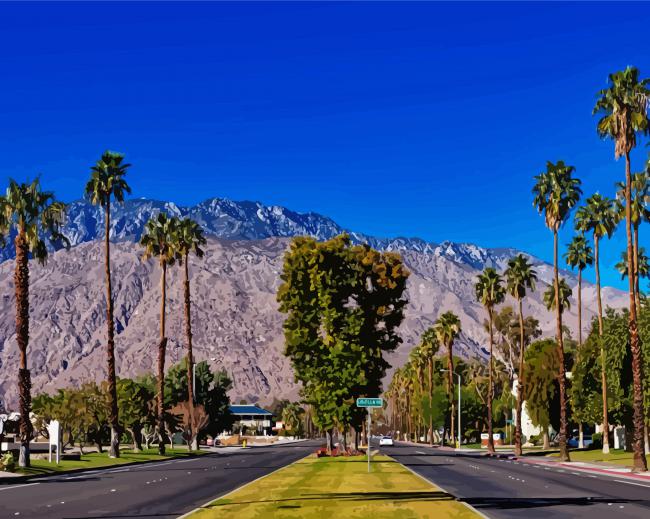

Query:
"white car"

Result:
[[379, 436, 394, 446]]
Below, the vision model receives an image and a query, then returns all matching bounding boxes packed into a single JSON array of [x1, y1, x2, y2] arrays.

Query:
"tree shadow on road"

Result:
[[463, 496, 645, 510]]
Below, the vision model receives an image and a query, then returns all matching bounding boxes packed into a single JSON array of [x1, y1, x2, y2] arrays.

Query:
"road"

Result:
[[0, 440, 320, 518], [381, 442, 650, 519]]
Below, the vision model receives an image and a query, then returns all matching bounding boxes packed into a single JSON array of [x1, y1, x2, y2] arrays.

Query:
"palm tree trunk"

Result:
[[104, 201, 120, 458], [514, 298, 525, 457], [487, 308, 495, 454], [625, 151, 647, 472], [157, 261, 168, 456], [578, 269, 583, 347], [594, 235, 611, 454], [183, 255, 196, 450], [553, 230, 570, 462], [428, 357, 433, 446], [633, 223, 641, 314], [15, 230, 32, 468], [447, 343, 455, 447]]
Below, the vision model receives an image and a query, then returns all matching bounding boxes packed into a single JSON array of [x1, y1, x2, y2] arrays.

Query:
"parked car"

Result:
[[379, 436, 394, 446], [567, 435, 593, 448]]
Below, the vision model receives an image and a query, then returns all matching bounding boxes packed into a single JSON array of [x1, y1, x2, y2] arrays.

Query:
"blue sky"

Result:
[[1, 1, 648, 290]]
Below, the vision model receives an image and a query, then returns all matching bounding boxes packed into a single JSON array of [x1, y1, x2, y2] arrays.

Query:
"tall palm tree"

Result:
[[594, 67, 650, 471], [533, 160, 581, 461], [174, 218, 206, 450], [504, 255, 537, 457], [420, 327, 439, 446], [615, 171, 650, 314], [140, 213, 178, 455], [475, 268, 506, 454], [85, 150, 131, 459], [433, 311, 461, 447], [616, 247, 649, 290], [564, 235, 594, 347], [0, 179, 69, 467], [575, 193, 617, 454]]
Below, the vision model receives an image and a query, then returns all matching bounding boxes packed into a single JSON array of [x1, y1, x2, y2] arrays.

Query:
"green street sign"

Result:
[[356, 397, 383, 408]]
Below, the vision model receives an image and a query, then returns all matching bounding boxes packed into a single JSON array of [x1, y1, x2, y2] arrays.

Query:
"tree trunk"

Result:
[[595, 235, 611, 454], [577, 269, 582, 347], [326, 429, 334, 454], [625, 151, 647, 472], [514, 298, 525, 457], [633, 223, 641, 313], [578, 423, 584, 449], [487, 308, 495, 454], [553, 230, 570, 462], [447, 342, 455, 447], [15, 230, 32, 468], [183, 255, 195, 453], [428, 357, 433, 446], [543, 429, 550, 450], [157, 261, 168, 456], [104, 201, 121, 459]]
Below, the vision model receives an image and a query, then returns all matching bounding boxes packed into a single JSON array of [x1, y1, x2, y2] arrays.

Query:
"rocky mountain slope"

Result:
[[0, 198, 627, 408]]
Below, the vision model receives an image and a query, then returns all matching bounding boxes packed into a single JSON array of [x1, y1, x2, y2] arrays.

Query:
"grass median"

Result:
[[190, 454, 477, 519], [16, 447, 207, 476]]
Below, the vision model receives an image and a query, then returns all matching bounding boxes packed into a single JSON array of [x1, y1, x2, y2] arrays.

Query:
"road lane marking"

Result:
[[0, 483, 40, 492], [613, 479, 650, 488], [416, 451, 426, 454]]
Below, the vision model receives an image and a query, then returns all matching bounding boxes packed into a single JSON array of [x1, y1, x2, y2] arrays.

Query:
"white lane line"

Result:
[[416, 451, 426, 454], [0, 483, 40, 492], [613, 479, 650, 488]]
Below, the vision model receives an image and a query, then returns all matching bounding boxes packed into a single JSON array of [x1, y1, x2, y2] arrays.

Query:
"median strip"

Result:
[[186, 453, 479, 518]]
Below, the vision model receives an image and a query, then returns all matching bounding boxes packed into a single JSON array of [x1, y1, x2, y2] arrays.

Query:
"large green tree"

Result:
[[433, 311, 462, 446], [277, 234, 409, 452], [85, 150, 132, 458], [533, 160, 581, 461], [475, 268, 506, 454], [140, 212, 179, 455], [594, 66, 650, 471], [0, 179, 69, 467], [504, 254, 537, 456], [173, 217, 206, 450], [575, 193, 617, 453]]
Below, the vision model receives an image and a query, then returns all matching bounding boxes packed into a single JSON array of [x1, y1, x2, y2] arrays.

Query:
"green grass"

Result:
[[17, 447, 206, 476], [191, 454, 477, 519], [549, 448, 650, 467]]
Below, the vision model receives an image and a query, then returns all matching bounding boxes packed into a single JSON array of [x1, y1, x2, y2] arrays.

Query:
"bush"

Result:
[[591, 432, 602, 450], [1, 452, 15, 472], [527, 433, 542, 446]]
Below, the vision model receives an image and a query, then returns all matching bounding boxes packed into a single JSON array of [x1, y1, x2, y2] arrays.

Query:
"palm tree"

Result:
[[475, 268, 506, 454], [85, 150, 131, 459], [174, 218, 206, 450], [594, 67, 650, 472], [140, 212, 178, 455], [564, 235, 594, 347], [533, 160, 581, 461], [420, 327, 439, 446], [615, 171, 650, 314], [504, 255, 537, 457], [433, 311, 461, 447], [617, 247, 649, 287], [543, 279, 572, 313], [0, 179, 69, 467], [575, 193, 617, 454]]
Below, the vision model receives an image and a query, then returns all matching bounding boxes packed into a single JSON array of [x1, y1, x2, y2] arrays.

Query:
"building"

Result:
[[229, 405, 273, 436]]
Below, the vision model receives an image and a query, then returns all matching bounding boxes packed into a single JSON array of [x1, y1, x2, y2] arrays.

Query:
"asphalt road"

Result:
[[0, 440, 320, 518], [380, 442, 650, 518]]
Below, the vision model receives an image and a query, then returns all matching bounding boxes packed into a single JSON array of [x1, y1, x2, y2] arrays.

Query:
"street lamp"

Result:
[[440, 369, 461, 448]]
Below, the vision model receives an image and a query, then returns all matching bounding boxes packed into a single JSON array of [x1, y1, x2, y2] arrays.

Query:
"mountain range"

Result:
[[0, 197, 626, 409]]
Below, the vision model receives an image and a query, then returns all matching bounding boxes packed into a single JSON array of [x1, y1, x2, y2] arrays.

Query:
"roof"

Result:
[[229, 405, 273, 416]]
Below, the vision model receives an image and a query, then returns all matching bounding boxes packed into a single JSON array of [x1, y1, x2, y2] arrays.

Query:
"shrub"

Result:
[[527, 433, 542, 446], [1, 452, 15, 472]]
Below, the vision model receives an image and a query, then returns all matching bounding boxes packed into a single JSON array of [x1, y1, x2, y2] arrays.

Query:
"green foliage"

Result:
[[564, 235, 594, 272], [524, 339, 562, 432], [1, 452, 15, 472], [532, 161, 582, 233], [282, 403, 305, 437], [85, 151, 131, 207], [278, 234, 409, 433], [543, 278, 572, 313]]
